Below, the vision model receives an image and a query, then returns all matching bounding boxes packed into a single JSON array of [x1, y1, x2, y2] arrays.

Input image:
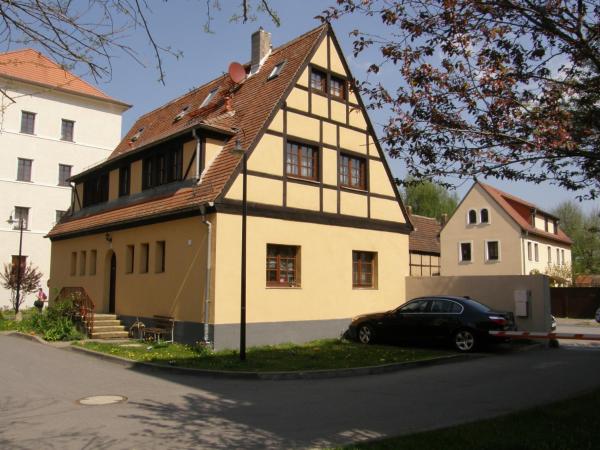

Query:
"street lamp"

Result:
[[230, 138, 247, 361], [7, 214, 24, 313]]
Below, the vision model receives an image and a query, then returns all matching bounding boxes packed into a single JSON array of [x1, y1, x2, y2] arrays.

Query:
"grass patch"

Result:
[[75, 339, 449, 372], [341, 388, 600, 450], [0, 309, 35, 333]]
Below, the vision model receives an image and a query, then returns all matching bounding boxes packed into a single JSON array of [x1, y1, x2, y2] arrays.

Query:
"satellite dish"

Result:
[[228, 62, 246, 84]]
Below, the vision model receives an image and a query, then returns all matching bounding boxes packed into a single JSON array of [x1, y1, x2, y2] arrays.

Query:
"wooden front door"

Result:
[[109, 253, 116, 314]]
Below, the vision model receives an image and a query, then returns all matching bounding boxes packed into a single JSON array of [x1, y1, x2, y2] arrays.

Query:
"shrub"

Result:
[[25, 298, 83, 341]]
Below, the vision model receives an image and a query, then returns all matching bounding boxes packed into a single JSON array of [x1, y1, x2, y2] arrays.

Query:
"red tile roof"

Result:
[[409, 214, 441, 254], [477, 181, 572, 245], [0, 48, 129, 106], [48, 25, 329, 238]]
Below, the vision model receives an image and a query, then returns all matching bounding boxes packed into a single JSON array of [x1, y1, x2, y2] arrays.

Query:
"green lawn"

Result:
[[76, 339, 449, 372], [342, 388, 600, 450]]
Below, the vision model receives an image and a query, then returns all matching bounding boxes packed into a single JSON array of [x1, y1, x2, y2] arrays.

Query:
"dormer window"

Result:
[[268, 61, 286, 80], [480, 208, 489, 223], [174, 106, 189, 122], [130, 127, 145, 143], [467, 209, 477, 225], [199, 88, 218, 108]]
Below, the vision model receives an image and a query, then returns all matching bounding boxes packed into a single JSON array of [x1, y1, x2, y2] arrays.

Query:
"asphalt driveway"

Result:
[[1, 334, 600, 449]]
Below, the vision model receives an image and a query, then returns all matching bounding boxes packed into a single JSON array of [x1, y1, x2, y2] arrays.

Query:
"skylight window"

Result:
[[174, 106, 190, 122], [130, 127, 145, 142], [199, 88, 218, 108], [268, 61, 286, 80]]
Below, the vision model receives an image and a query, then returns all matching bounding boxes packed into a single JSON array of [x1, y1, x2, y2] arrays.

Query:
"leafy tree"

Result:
[[402, 178, 458, 220], [0, 262, 43, 313], [319, 1, 600, 199], [552, 201, 600, 276]]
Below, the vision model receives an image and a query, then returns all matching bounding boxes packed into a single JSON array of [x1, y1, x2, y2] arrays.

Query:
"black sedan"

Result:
[[347, 296, 516, 352]]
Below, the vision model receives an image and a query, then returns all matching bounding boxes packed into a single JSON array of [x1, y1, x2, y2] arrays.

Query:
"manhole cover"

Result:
[[77, 395, 127, 406]]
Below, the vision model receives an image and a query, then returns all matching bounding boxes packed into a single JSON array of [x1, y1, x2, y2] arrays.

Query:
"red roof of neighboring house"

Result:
[[409, 214, 441, 255], [0, 48, 129, 106], [48, 25, 335, 238], [477, 181, 572, 245]]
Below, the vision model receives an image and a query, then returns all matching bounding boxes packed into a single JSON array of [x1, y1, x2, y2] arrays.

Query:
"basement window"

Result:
[[268, 61, 286, 80], [199, 88, 218, 108]]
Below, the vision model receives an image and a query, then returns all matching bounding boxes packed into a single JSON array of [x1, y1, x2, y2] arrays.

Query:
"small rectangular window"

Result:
[[340, 154, 366, 190], [556, 248, 560, 265], [21, 111, 36, 134], [310, 68, 327, 93], [90, 250, 97, 275], [286, 141, 318, 180], [119, 165, 130, 197], [459, 242, 472, 262], [547, 246, 552, 264], [79, 251, 86, 276], [330, 76, 346, 100], [70, 252, 77, 276], [268, 61, 286, 80], [561, 250, 565, 265], [353, 251, 377, 288], [61, 119, 75, 141], [155, 241, 166, 273], [199, 88, 218, 108], [13, 207, 29, 230], [527, 242, 532, 261], [126, 245, 135, 274], [140, 243, 149, 273], [534, 243, 539, 262], [17, 158, 32, 182], [266, 244, 300, 287], [58, 164, 72, 186], [486, 241, 500, 261]]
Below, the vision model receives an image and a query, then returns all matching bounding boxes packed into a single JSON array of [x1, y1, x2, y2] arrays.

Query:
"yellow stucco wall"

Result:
[[331, 99, 346, 124], [108, 169, 119, 201], [329, 36, 345, 75], [286, 87, 309, 112], [339, 126, 367, 154], [286, 111, 320, 142], [182, 140, 196, 179], [322, 148, 338, 186], [213, 213, 408, 325], [322, 121, 337, 146], [312, 94, 328, 119], [311, 38, 328, 69], [247, 133, 283, 176], [369, 160, 395, 197], [227, 174, 283, 206], [130, 160, 142, 195], [297, 67, 309, 87], [286, 181, 320, 211], [267, 110, 284, 133], [340, 191, 368, 217], [204, 138, 224, 174], [322, 188, 337, 213]]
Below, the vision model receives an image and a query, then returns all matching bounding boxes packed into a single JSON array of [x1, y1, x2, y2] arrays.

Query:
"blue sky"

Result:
[[80, 0, 596, 214]]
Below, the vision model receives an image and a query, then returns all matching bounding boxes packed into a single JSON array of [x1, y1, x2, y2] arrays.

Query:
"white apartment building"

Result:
[[0, 49, 129, 308]]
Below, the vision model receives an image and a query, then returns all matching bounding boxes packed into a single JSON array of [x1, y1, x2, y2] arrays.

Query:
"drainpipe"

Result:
[[199, 204, 213, 346], [522, 231, 528, 275], [192, 128, 202, 181]]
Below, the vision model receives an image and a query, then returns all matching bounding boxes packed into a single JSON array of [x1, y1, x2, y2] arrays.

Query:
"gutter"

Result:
[[199, 203, 214, 347]]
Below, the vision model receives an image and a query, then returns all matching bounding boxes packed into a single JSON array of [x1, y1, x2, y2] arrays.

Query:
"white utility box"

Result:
[[514, 289, 531, 317]]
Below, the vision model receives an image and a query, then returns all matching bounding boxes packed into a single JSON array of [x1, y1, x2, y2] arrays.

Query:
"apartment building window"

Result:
[[17, 158, 32, 182], [353, 251, 377, 288], [556, 248, 560, 265], [155, 241, 166, 273], [55, 210, 66, 224], [266, 244, 300, 287], [79, 251, 87, 276], [527, 242, 532, 261], [340, 154, 366, 190], [467, 209, 477, 225], [459, 242, 472, 262], [61, 119, 75, 141], [547, 246, 552, 264], [82, 172, 109, 207], [310, 68, 327, 93], [544, 217, 549, 232], [561, 250, 565, 265], [70, 252, 77, 276], [330, 76, 346, 100], [126, 245, 135, 274], [13, 207, 29, 230], [20, 111, 36, 134], [286, 141, 318, 180], [140, 243, 149, 274], [119, 165, 131, 197], [142, 144, 183, 190], [58, 164, 72, 186], [90, 250, 97, 275], [486, 241, 500, 261], [534, 243, 539, 262], [480, 208, 489, 224]]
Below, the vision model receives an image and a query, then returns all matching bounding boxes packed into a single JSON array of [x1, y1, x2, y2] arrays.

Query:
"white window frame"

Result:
[[466, 209, 478, 225], [485, 240, 501, 262], [199, 88, 218, 108], [527, 241, 532, 261], [458, 240, 473, 263], [561, 249, 565, 266], [547, 246, 552, 264]]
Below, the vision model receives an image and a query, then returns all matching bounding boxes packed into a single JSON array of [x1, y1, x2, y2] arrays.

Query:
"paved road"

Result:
[[1, 335, 600, 450]]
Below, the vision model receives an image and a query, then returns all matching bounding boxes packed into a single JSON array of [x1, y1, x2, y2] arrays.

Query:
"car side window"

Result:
[[448, 302, 462, 313], [399, 300, 429, 313], [430, 299, 462, 313]]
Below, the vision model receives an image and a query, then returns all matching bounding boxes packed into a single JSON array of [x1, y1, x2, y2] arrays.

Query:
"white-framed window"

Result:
[[480, 208, 489, 224], [556, 248, 560, 265], [467, 209, 477, 225], [485, 240, 500, 262], [527, 242, 532, 261], [268, 61, 286, 80], [534, 243, 539, 262], [547, 246, 552, 264], [561, 249, 565, 265], [459, 241, 473, 262], [199, 88, 218, 108]]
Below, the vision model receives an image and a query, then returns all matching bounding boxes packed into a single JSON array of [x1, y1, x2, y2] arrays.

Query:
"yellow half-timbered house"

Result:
[[47, 24, 413, 349]]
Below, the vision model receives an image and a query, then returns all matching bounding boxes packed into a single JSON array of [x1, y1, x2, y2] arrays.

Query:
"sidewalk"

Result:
[[556, 317, 600, 327]]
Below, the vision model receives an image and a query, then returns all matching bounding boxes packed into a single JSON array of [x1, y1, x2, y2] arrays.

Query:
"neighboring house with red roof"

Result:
[[0, 49, 129, 309], [47, 25, 412, 349], [409, 213, 441, 276], [440, 180, 572, 277]]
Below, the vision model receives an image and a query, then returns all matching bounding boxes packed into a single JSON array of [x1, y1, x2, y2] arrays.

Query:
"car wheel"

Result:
[[357, 324, 375, 344], [454, 329, 476, 352]]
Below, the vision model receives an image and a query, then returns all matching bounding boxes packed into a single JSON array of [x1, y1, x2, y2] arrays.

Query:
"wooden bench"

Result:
[[143, 316, 174, 343]]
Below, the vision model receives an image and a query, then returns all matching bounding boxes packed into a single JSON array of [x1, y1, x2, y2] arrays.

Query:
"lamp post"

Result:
[[231, 139, 247, 361], [7, 214, 24, 313]]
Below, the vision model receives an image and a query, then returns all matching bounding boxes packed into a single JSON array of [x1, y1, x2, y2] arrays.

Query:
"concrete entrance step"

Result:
[[90, 331, 129, 339], [93, 325, 127, 333], [95, 314, 119, 320], [92, 320, 122, 327]]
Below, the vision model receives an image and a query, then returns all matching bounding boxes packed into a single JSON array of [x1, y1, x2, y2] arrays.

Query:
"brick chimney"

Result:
[[250, 27, 271, 75]]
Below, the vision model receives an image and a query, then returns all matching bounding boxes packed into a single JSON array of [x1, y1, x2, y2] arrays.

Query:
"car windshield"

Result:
[[462, 298, 492, 312]]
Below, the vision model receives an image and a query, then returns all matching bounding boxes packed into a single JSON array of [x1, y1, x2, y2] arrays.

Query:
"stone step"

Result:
[[92, 319, 122, 326], [93, 325, 127, 332], [90, 331, 129, 339], [95, 314, 118, 320]]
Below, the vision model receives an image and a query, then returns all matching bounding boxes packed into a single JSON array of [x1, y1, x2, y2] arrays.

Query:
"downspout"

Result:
[[192, 128, 202, 181], [199, 204, 213, 346], [522, 231, 528, 275]]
